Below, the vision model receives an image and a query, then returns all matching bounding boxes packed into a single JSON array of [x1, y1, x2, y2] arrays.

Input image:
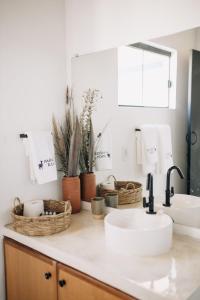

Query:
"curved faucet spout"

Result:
[[167, 166, 184, 180], [164, 165, 184, 207]]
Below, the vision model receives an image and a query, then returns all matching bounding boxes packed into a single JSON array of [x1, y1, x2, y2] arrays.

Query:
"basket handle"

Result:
[[65, 201, 72, 214], [125, 183, 135, 190], [14, 197, 21, 208], [107, 175, 117, 183]]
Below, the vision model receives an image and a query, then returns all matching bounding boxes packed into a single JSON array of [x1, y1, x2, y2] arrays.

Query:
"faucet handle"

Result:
[[170, 186, 174, 197], [143, 197, 149, 208]]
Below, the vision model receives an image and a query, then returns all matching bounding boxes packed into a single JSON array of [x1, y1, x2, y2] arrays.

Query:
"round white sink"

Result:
[[104, 209, 172, 257], [171, 194, 200, 208], [157, 194, 200, 228]]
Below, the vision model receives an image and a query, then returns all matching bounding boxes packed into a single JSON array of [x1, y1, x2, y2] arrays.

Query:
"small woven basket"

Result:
[[11, 198, 72, 236], [99, 175, 142, 205]]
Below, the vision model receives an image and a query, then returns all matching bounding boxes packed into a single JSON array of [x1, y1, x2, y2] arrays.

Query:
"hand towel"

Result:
[[136, 130, 142, 165], [24, 131, 57, 184], [140, 125, 158, 175], [95, 124, 112, 171], [157, 125, 173, 174]]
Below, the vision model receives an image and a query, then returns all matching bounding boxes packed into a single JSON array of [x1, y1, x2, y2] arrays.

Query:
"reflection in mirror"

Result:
[[118, 43, 175, 108], [72, 27, 200, 207]]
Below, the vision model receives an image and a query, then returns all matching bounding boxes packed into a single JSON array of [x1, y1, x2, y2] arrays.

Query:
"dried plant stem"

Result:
[[52, 87, 81, 177], [79, 89, 101, 173]]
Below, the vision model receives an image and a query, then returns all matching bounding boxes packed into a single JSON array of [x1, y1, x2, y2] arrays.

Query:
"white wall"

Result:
[[0, 0, 67, 299], [72, 28, 197, 197], [66, 0, 200, 82], [153, 29, 198, 192], [194, 28, 200, 50]]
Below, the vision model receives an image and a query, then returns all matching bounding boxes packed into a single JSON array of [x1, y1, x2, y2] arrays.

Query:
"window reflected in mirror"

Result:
[[118, 43, 177, 108]]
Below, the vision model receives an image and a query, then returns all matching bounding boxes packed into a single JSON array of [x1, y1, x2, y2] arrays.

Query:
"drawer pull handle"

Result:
[[44, 272, 52, 280], [59, 279, 66, 287]]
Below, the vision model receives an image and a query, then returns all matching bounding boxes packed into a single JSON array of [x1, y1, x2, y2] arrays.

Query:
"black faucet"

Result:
[[143, 173, 156, 214], [163, 166, 184, 207]]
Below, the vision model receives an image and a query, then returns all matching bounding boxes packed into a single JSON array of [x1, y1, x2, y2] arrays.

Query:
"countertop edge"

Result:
[[1, 225, 169, 300]]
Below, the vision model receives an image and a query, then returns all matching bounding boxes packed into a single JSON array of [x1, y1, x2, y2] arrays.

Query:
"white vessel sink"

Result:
[[157, 194, 200, 228], [104, 209, 172, 257]]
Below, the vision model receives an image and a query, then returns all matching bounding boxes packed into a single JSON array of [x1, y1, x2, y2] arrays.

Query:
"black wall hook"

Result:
[[19, 134, 28, 138]]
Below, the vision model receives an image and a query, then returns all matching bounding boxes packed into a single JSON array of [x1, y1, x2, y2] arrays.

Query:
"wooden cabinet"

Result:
[[57, 263, 133, 300], [4, 238, 57, 300], [4, 238, 136, 300]]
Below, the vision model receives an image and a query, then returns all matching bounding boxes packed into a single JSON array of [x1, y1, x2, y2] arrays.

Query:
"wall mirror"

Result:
[[72, 26, 200, 202]]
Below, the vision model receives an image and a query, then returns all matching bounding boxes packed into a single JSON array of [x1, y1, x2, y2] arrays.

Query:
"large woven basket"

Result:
[[99, 175, 142, 205], [11, 198, 72, 236]]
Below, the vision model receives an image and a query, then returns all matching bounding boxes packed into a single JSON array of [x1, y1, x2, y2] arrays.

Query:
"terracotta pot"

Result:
[[62, 176, 81, 214], [80, 172, 96, 202]]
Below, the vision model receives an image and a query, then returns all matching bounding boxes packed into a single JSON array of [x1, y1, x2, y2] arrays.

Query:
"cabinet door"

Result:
[[4, 238, 57, 300], [57, 263, 136, 300]]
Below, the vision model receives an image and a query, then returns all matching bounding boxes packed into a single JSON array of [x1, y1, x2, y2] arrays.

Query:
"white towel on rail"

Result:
[[141, 125, 158, 175], [23, 131, 57, 184], [157, 125, 173, 174], [136, 130, 142, 165]]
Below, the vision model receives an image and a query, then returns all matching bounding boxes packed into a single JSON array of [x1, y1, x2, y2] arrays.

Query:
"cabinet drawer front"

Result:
[[4, 239, 57, 300], [58, 264, 136, 300]]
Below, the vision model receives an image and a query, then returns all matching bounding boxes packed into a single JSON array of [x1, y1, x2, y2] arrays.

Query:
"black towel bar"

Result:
[[20, 134, 28, 138]]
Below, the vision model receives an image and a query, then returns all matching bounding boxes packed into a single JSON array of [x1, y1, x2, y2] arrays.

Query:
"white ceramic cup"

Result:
[[23, 200, 44, 217]]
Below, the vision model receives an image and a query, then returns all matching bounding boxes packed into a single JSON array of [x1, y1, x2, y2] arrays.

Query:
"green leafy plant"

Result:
[[79, 89, 102, 173], [52, 87, 81, 177]]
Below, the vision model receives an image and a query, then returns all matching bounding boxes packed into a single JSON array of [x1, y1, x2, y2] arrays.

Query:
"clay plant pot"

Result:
[[62, 176, 81, 214], [80, 172, 96, 202]]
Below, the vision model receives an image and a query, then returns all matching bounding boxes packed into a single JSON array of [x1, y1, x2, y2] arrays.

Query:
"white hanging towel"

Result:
[[157, 125, 173, 174], [95, 125, 112, 171], [136, 130, 142, 165], [23, 131, 57, 184], [140, 125, 158, 175]]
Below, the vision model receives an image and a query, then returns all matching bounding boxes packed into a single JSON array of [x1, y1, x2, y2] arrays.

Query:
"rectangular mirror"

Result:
[[72, 26, 200, 199]]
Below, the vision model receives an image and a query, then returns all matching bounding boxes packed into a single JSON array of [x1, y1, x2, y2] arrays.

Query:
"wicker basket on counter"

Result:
[[98, 175, 142, 205], [11, 197, 72, 236]]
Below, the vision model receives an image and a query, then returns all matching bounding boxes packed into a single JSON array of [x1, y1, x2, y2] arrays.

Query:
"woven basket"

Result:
[[11, 197, 72, 236], [99, 175, 142, 205]]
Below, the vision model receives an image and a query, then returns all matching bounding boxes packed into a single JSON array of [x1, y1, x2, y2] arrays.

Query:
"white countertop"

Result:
[[1, 208, 200, 300]]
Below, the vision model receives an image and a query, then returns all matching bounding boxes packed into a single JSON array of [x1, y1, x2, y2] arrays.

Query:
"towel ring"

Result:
[[186, 131, 197, 146]]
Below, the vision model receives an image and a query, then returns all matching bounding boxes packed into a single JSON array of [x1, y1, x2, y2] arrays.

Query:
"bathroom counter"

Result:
[[1, 209, 200, 300]]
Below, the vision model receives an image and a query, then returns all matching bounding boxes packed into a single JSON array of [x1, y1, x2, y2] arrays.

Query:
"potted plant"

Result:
[[52, 87, 81, 213], [79, 89, 101, 202]]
